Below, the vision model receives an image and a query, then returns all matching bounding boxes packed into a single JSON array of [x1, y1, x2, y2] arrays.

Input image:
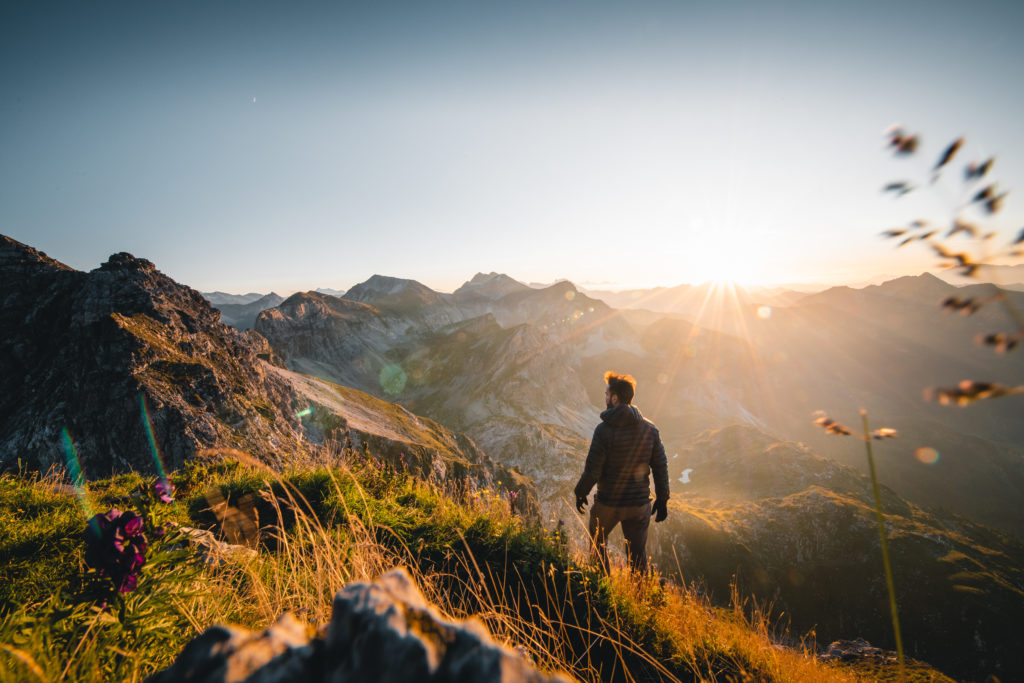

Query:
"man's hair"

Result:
[[604, 371, 636, 405]]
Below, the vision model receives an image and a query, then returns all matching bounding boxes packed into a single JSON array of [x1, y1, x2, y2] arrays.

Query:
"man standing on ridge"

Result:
[[574, 371, 670, 574]]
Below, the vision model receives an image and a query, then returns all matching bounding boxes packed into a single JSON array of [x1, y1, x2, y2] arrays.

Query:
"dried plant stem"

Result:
[[860, 409, 905, 675]]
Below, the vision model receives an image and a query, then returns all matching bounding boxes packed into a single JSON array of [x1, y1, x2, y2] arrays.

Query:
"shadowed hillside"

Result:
[[647, 424, 1024, 681]]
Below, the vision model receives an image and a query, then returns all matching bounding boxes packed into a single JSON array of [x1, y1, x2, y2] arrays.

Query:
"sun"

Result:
[[686, 245, 765, 286], [671, 219, 771, 286]]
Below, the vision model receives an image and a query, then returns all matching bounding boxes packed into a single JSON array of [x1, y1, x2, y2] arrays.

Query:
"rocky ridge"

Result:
[[0, 236, 537, 506], [1, 234, 309, 476]]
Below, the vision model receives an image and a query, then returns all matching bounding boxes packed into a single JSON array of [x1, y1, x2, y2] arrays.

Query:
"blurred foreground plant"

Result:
[[879, 126, 1024, 404], [814, 410, 903, 673]]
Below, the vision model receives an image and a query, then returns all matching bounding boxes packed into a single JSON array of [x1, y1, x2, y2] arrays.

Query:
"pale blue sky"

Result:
[[3, 1, 1023, 293]]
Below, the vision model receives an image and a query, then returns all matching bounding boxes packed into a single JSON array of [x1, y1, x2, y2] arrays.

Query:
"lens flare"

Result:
[[295, 407, 313, 418], [61, 427, 95, 523], [139, 392, 167, 479], [379, 364, 407, 395], [915, 447, 940, 465], [756, 305, 772, 319]]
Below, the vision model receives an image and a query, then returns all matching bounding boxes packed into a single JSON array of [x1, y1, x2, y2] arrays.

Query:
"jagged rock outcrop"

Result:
[[147, 567, 568, 683], [1, 234, 312, 476]]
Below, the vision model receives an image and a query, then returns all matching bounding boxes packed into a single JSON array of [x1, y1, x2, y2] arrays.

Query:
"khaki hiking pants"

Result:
[[588, 500, 652, 574]]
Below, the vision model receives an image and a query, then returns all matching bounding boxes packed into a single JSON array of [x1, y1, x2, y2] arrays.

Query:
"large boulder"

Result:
[[148, 567, 568, 683]]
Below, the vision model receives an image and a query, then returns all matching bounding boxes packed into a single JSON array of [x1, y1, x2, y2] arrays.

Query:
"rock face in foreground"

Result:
[[148, 567, 568, 683]]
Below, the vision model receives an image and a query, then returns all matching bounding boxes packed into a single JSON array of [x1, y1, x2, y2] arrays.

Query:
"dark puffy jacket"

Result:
[[574, 404, 670, 507]]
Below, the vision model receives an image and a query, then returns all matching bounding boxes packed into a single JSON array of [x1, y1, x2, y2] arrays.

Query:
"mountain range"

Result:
[[7, 232, 1024, 679], [241, 269, 1024, 537]]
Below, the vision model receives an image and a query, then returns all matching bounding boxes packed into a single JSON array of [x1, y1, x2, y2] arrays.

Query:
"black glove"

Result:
[[575, 495, 588, 514], [651, 499, 668, 523]]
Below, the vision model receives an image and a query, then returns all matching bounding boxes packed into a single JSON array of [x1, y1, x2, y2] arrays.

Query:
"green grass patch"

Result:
[[0, 459, 929, 683]]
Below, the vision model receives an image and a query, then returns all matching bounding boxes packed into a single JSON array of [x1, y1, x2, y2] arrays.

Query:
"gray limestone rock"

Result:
[[148, 567, 569, 683]]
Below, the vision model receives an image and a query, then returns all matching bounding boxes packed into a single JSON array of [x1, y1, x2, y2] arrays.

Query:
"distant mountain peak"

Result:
[[345, 274, 437, 302], [869, 271, 955, 299], [365, 274, 408, 286], [544, 279, 578, 294], [453, 272, 530, 300], [468, 271, 516, 284], [202, 291, 270, 306]]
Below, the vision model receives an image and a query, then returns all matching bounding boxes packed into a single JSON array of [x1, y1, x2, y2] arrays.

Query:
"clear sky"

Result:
[[3, 0, 1024, 294]]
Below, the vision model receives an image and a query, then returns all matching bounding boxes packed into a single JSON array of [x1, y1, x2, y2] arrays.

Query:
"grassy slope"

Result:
[[0, 460, 951, 683]]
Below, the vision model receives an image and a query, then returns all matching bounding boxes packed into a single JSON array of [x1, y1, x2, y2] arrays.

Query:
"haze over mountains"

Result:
[[221, 268, 1024, 533], [7, 232, 1024, 679]]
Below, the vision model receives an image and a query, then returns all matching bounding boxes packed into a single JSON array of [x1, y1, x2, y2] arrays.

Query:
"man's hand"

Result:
[[575, 495, 588, 514], [651, 499, 668, 523]]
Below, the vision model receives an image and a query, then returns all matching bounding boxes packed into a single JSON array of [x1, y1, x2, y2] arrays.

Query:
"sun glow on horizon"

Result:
[[674, 216, 771, 287]]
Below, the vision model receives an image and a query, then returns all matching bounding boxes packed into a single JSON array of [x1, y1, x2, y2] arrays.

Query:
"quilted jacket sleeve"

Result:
[[650, 426, 670, 502], [574, 424, 607, 499]]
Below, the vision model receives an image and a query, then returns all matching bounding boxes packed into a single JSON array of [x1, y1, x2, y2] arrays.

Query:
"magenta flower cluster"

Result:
[[83, 509, 148, 593], [153, 476, 175, 503]]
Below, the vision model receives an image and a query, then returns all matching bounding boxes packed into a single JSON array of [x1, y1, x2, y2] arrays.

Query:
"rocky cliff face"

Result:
[[0, 236, 539, 507], [1, 235, 312, 477]]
